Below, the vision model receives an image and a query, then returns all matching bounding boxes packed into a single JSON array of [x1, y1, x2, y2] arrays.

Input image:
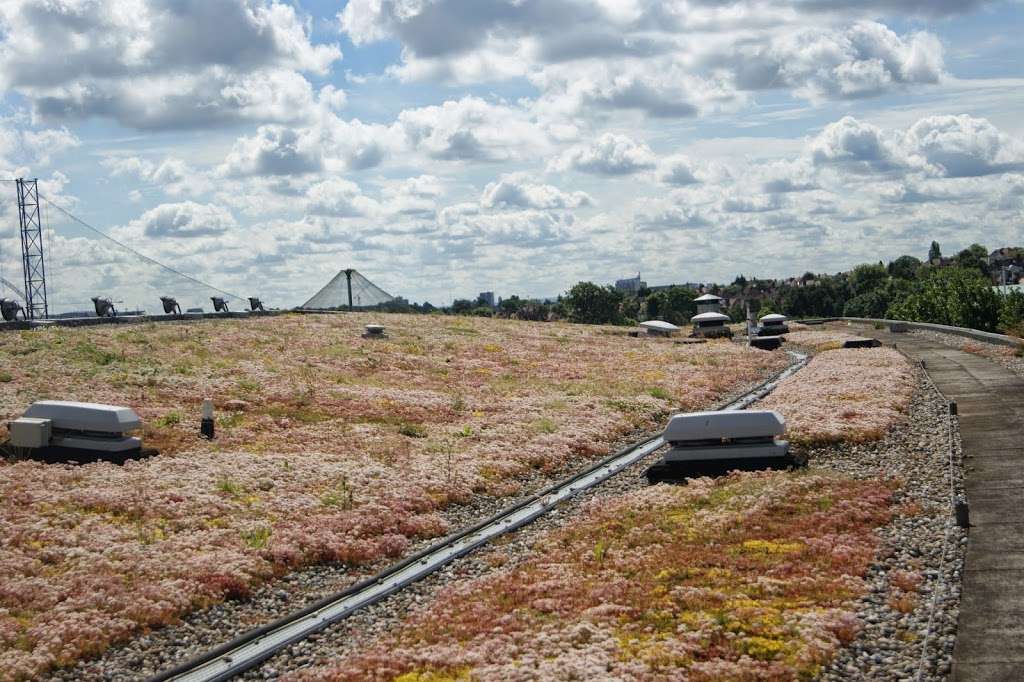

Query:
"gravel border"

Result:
[[50, 363, 787, 682], [909, 328, 1024, 380], [816, 366, 965, 681], [242, 366, 964, 681]]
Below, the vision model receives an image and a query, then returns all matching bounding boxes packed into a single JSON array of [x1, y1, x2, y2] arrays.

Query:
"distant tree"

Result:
[[644, 286, 698, 325], [849, 263, 888, 296], [517, 301, 552, 321], [844, 290, 890, 318], [888, 267, 1001, 331], [564, 282, 624, 325], [801, 271, 816, 283], [888, 255, 922, 280], [955, 243, 990, 277], [928, 241, 942, 262], [451, 298, 475, 314], [998, 290, 1024, 336], [498, 295, 523, 317], [732, 274, 748, 287]]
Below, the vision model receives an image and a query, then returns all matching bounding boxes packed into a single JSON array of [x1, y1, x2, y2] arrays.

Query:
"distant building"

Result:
[[478, 291, 496, 307], [615, 273, 647, 293]]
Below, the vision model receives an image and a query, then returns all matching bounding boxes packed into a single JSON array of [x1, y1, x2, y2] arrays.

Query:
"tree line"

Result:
[[370, 242, 1024, 337]]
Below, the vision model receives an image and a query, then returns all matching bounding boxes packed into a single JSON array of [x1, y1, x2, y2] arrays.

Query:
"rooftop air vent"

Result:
[[639, 320, 680, 337], [757, 313, 789, 336], [646, 409, 801, 484], [362, 324, 388, 339], [690, 311, 733, 339], [6, 400, 152, 464]]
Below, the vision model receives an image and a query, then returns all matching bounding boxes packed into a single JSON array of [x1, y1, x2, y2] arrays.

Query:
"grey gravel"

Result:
[[816, 365, 965, 682]]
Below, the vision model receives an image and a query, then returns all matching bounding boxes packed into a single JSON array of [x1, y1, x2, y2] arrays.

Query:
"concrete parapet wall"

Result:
[[796, 317, 1022, 348]]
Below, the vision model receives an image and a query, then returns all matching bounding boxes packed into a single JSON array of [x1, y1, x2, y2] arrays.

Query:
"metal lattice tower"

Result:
[[15, 178, 48, 319]]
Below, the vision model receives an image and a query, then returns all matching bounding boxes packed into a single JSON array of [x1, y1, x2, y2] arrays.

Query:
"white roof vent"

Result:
[[24, 401, 142, 433], [640, 320, 680, 336], [691, 312, 730, 323], [647, 409, 796, 483]]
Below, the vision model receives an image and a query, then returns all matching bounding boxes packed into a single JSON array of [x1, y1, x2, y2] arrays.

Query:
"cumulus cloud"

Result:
[[480, 173, 591, 209], [121, 201, 236, 239], [550, 133, 656, 175], [103, 156, 195, 195], [729, 22, 943, 101], [810, 116, 910, 173], [220, 125, 324, 177], [636, 205, 710, 232], [306, 177, 379, 217], [905, 114, 1024, 177], [811, 114, 1024, 178], [658, 155, 702, 186], [0, 122, 79, 173], [0, 0, 342, 129], [397, 97, 549, 161], [436, 204, 578, 245], [339, 1, 949, 120], [381, 175, 445, 216]]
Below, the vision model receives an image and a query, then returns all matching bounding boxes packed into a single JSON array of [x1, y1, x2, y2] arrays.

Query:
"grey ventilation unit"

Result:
[[646, 410, 801, 484], [6, 400, 151, 464]]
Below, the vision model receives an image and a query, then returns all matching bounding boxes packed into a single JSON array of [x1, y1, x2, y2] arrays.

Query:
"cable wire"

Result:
[[38, 193, 245, 302]]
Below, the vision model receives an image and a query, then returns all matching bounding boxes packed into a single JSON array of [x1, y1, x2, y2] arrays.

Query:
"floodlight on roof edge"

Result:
[[92, 296, 116, 318], [248, 297, 265, 312], [211, 297, 229, 313], [0, 298, 25, 321], [160, 296, 181, 315]]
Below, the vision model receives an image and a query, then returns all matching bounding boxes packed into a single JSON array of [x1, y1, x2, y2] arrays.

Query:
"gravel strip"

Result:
[[816, 365, 965, 681], [910, 328, 1024, 379], [243, 364, 964, 681], [51, 363, 787, 682]]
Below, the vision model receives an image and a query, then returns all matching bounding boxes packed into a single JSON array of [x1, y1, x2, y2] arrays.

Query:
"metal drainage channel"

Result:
[[153, 350, 809, 682]]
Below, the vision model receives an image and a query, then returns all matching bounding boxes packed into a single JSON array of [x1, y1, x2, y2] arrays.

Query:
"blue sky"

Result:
[[0, 0, 1022, 311]]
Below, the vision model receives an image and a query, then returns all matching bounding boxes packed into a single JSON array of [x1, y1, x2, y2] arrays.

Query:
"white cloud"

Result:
[[905, 114, 1024, 177], [481, 173, 591, 209], [219, 124, 324, 177], [0, 0, 342, 129], [397, 96, 549, 161], [550, 133, 656, 175], [103, 155, 195, 195], [339, 1, 949, 121], [306, 177, 379, 217], [657, 155, 702, 186], [732, 22, 943, 101], [119, 201, 236, 239]]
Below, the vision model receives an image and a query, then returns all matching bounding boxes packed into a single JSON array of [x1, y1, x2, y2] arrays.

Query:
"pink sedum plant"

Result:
[[0, 314, 786, 679], [759, 348, 915, 444], [293, 471, 898, 681]]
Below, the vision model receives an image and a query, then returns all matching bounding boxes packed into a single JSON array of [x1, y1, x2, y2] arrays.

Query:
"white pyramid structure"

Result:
[[301, 269, 395, 309]]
